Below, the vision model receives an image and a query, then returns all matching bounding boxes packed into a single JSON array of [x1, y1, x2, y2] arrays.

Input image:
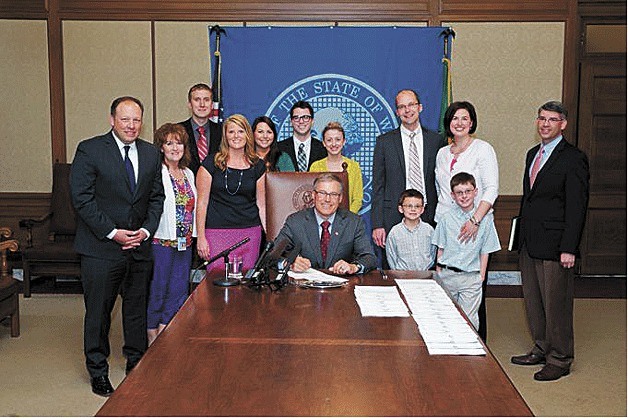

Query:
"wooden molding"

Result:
[[0, 0, 47, 18]]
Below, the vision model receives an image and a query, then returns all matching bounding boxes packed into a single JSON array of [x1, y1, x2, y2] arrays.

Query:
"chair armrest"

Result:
[[19, 212, 53, 248]]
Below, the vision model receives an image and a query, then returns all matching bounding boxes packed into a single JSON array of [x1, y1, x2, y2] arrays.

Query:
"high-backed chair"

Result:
[[265, 171, 349, 241], [0, 227, 20, 337], [19, 163, 80, 297]]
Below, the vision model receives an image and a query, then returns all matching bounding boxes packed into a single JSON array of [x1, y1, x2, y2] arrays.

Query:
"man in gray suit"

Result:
[[70, 96, 164, 397], [276, 173, 376, 275], [371, 89, 446, 267]]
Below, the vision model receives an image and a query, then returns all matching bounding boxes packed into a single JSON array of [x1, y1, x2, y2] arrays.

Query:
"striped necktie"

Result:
[[197, 126, 208, 163], [408, 132, 424, 195], [297, 142, 307, 172]]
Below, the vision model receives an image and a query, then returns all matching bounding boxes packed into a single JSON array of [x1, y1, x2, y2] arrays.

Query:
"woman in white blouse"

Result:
[[435, 101, 499, 242]]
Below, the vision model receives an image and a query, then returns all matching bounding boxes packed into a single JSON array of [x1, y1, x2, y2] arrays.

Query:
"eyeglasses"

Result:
[[536, 116, 564, 124], [291, 115, 312, 122], [396, 102, 419, 111], [315, 190, 341, 199], [453, 189, 475, 197], [401, 204, 423, 209]]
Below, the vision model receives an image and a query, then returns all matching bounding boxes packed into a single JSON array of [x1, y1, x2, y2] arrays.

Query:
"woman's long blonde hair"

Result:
[[214, 114, 259, 170]]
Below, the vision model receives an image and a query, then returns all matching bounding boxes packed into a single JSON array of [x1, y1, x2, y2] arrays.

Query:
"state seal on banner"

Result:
[[266, 74, 398, 215]]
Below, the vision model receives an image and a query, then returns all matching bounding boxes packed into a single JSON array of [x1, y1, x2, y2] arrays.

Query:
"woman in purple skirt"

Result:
[[195, 114, 266, 276], [148, 123, 197, 345]]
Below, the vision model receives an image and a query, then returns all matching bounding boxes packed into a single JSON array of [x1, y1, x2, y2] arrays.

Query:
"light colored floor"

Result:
[[0, 294, 626, 417]]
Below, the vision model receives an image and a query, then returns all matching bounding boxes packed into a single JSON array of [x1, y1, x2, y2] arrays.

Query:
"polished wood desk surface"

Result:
[[97, 270, 532, 416]]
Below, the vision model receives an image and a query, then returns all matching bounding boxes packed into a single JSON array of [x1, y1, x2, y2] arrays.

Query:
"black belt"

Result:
[[436, 263, 464, 273]]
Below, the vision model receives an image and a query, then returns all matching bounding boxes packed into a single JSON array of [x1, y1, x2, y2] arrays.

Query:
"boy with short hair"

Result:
[[386, 189, 436, 271], [432, 172, 500, 330]]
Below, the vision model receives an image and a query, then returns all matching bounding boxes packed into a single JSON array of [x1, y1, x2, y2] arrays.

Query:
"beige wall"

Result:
[[0, 19, 52, 193], [63, 21, 153, 161], [445, 22, 564, 195], [1, 20, 564, 194], [154, 21, 217, 127]]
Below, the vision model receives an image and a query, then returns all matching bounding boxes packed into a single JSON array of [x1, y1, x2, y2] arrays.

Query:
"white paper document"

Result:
[[354, 285, 410, 317], [395, 279, 485, 356]]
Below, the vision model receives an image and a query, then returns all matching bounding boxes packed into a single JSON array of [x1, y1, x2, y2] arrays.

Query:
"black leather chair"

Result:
[[0, 227, 20, 337], [20, 163, 80, 297]]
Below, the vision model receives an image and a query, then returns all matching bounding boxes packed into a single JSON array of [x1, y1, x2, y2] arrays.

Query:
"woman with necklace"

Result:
[[195, 114, 266, 276], [252, 115, 295, 172], [309, 122, 364, 214], [435, 101, 499, 235], [148, 123, 197, 345]]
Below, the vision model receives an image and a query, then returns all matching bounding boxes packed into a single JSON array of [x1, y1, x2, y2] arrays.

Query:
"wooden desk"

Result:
[[97, 271, 532, 416]]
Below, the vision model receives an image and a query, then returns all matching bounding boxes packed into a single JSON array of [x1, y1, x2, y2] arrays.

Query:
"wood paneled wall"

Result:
[[0, 0, 623, 273]]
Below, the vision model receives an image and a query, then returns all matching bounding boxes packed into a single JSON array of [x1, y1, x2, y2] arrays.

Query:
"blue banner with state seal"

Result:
[[210, 26, 451, 219]]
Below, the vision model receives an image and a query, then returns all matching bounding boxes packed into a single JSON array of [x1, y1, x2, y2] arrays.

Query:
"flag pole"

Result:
[[210, 25, 226, 123], [438, 28, 455, 138]]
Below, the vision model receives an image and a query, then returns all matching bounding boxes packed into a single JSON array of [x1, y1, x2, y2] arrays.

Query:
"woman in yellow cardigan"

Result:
[[309, 122, 364, 214]]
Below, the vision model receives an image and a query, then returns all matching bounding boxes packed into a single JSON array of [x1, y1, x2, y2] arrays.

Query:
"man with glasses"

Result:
[[275, 173, 376, 275], [278, 100, 327, 171], [511, 101, 589, 381], [372, 89, 446, 267]]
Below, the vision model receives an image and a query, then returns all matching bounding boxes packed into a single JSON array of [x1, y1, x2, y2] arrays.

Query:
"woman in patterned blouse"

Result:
[[148, 123, 197, 345]]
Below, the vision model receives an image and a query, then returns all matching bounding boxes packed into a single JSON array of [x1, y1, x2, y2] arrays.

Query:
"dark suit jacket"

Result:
[[371, 127, 445, 230], [178, 118, 222, 174], [277, 136, 327, 172], [518, 138, 589, 260], [70, 131, 165, 261], [276, 207, 377, 271]]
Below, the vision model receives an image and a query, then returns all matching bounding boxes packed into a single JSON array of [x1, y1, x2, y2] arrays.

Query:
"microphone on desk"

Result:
[[244, 240, 274, 281], [275, 243, 301, 287]]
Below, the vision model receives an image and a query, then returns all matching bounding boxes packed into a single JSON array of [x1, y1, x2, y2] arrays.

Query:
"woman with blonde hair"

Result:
[[195, 114, 266, 276], [310, 121, 363, 214]]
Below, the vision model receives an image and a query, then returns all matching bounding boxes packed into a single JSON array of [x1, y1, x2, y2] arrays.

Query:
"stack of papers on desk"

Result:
[[396, 279, 485, 356], [354, 286, 410, 317]]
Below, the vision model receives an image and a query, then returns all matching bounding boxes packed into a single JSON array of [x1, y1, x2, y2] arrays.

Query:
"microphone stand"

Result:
[[201, 237, 250, 287]]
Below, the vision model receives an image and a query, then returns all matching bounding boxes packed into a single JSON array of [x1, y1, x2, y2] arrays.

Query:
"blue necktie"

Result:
[[124, 145, 136, 193]]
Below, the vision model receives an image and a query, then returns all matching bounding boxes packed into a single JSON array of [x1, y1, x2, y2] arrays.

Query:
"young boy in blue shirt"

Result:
[[432, 172, 500, 330], [386, 189, 436, 270]]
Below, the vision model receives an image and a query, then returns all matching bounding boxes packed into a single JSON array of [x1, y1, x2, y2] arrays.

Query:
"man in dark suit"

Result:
[[277, 100, 327, 172], [178, 83, 222, 174], [70, 96, 164, 396], [371, 89, 446, 265], [511, 101, 589, 382], [276, 173, 376, 275]]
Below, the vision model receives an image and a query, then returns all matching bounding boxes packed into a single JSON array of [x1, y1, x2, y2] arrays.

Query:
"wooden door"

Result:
[[577, 59, 626, 274]]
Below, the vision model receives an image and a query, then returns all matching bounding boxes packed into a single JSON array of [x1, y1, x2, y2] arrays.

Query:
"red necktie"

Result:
[[529, 145, 544, 187], [197, 126, 208, 163], [320, 221, 331, 263]]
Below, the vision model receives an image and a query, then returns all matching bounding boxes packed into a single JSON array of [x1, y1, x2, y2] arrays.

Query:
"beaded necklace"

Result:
[[224, 167, 243, 195]]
